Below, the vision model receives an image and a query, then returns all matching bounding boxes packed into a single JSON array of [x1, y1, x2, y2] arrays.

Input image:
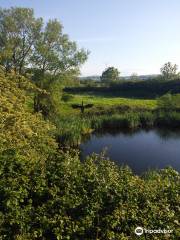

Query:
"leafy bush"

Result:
[[0, 68, 57, 162], [0, 150, 179, 239], [157, 93, 180, 111]]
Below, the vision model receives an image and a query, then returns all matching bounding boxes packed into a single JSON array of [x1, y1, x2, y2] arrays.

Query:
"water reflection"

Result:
[[94, 128, 180, 140], [80, 128, 180, 174], [154, 128, 180, 141]]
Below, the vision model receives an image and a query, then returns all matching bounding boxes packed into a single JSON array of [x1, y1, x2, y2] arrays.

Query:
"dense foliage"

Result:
[[2, 145, 180, 240], [1, 150, 179, 239], [0, 68, 57, 163]]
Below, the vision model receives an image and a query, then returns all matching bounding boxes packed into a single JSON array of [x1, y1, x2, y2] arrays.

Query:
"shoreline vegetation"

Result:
[[0, 7, 179, 239], [56, 95, 180, 147], [56, 111, 180, 147]]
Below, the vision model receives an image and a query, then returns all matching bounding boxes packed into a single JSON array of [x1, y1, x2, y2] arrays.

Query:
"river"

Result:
[[80, 128, 180, 174]]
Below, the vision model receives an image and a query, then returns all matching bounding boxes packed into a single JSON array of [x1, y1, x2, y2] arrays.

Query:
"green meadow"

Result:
[[60, 93, 157, 116]]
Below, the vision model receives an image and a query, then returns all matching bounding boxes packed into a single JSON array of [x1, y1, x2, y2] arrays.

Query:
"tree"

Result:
[[0, 7, 42, 74], [30, 19, 88, 117], [130, 73, 140, 81], [31, 19, 88, 77], [0, 7, 89, 117], [0, 7, 88, 76], [101, 67, 120, 84], [160, 62, 178, 80]]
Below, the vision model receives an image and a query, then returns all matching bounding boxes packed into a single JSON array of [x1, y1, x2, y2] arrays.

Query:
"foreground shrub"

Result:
[[0, 150, 179, 239], [0, 69, 57, 162]]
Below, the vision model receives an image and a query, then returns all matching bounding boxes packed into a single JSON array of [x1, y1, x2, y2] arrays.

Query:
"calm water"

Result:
[[80, 129, 180, 174]]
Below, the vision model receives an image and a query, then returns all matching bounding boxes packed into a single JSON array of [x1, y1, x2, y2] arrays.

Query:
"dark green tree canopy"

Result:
[[101, 67, 120, 83]]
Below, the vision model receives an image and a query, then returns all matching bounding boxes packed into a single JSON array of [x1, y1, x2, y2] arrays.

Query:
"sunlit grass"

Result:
[[60, 93, 157, 116]]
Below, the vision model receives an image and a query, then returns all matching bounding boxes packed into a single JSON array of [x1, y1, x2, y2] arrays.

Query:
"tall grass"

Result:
[[54, 111, 180, 146], [156, 111, 180, 127], [91, 113, 140, 129], [54, 116, 92, 147], [91, 112, 158, 130]]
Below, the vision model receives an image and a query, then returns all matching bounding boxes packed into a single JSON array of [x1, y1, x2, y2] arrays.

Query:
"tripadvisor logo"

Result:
[[135, 226, 173, 236], [135, 227, 143, 236]]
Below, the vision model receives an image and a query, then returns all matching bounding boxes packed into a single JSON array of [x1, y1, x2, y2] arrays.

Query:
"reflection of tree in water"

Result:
[[94, 128, 140, 137], [81, 127, 180, 144], [92, 127, 180, 141], [155, 128, 180, 141]]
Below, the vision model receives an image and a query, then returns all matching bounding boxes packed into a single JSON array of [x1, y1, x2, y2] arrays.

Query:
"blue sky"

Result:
[[1, 0, 180, 76]]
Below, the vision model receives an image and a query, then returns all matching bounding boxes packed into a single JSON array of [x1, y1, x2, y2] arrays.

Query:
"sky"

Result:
[[1, 0, 180, 76]]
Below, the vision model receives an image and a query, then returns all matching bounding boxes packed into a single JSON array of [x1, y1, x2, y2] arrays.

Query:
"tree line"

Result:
[[101, 62, 179, 84]]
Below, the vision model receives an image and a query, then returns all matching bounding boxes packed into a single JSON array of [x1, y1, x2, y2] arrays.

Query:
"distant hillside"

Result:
[[80, 76, 100, 81], [122, 74, 160, 80], [80, 74, 160, 81]]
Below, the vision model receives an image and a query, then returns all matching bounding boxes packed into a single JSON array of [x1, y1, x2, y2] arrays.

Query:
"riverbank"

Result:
[[55, 110, 180, 147]]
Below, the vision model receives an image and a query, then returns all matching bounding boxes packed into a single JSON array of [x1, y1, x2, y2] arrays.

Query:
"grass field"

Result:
[[60, 93, 157, 116]]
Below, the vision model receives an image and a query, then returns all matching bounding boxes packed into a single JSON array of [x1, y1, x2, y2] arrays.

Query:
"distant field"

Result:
[[60, 93, 157, 115]]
